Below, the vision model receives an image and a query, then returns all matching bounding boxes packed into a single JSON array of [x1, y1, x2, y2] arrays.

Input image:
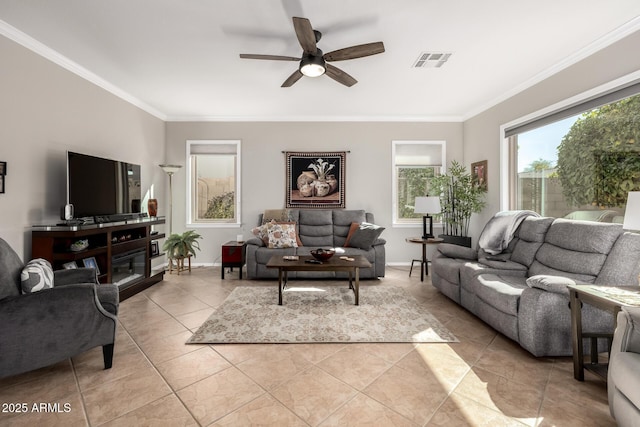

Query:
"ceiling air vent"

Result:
[[413, 52, 452, 68]]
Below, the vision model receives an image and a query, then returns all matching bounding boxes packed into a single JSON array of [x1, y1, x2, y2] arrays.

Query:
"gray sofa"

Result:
[[0, 238, 118, 378], [246, 209, 386, 279], [609, 306, 640, 426], [432, 215, 640, 357]]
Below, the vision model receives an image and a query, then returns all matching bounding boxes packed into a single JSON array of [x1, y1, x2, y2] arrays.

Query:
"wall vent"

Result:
[[413, 52, 452, 68]]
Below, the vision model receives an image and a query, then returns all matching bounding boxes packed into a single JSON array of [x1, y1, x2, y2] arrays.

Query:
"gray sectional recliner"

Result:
[[246, 209, 386, 279], [432, 213, 640, 357]]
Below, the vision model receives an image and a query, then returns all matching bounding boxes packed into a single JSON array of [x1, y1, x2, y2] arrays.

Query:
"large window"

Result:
[[505, 82, 640, 221], [392, 141, 445, 225], [186, 140, 241, 227]]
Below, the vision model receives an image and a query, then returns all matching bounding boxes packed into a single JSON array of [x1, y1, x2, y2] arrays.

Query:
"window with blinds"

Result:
[[505, 81, 640, 219], [186, 140, 241, 226], [391, 141, 446, 224]]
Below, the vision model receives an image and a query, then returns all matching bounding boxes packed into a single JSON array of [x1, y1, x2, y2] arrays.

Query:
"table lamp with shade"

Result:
[[414, 196, 441, 239]]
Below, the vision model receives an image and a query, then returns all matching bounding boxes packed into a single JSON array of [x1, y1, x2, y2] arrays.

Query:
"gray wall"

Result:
[[165, 121, 463, 265], [0, 35, 166, 259], [3, 25, 639, 267], [464, 28, 640, 240]]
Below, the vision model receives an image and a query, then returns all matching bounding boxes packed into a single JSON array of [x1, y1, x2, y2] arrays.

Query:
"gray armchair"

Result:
[[0, 238, 118, 379], [608, 306, 640, 426]]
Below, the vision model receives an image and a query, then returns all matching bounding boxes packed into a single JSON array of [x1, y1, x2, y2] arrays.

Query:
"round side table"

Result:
[[406, 237, 444, 282]]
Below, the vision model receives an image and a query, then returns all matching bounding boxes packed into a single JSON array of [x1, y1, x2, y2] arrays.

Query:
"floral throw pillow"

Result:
[[273, 221, 303, 246], [252, 220, 303, 247], [251, 220, 276, 245], [267, 223, 299, 248]]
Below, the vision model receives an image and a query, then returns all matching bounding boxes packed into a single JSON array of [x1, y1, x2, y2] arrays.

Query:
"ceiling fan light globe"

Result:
[[300, 63, 325, 77], [300, 52, 326, 77]]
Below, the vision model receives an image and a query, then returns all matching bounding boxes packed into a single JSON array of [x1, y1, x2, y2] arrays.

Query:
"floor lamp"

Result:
[[159, 164, 182, 236]]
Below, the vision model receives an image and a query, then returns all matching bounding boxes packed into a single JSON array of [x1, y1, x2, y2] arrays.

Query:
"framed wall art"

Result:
[[471, 160, 488, 191], [285, 151, 346, 209]]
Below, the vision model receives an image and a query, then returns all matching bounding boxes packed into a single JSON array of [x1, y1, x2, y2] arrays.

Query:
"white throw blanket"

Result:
[[478, 210, 540, 255]]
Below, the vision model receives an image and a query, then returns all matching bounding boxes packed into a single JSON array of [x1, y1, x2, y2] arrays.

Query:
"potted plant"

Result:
[[428, 160, 486, 247], [162, 230, 202, 261]]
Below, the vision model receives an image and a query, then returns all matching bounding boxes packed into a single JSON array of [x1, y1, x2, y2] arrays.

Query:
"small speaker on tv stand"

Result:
[[60, 204, 74, 221]]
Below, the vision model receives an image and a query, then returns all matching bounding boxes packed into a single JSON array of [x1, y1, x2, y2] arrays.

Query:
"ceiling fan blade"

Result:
[[240, 54, 301, 61], [292, 17, 317, 53], [325, 64, 357, 87], [323, 42, 385, 61], [281, 69, 304, 87]]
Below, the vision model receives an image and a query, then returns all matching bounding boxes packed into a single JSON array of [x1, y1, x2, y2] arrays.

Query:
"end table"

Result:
[[406, 237, 443, 282], [568, 284, 640, 382], [221, 241, 246, 279]]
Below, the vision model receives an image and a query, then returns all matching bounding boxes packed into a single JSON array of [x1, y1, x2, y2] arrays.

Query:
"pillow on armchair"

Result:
[[20, 258, 54, 294]]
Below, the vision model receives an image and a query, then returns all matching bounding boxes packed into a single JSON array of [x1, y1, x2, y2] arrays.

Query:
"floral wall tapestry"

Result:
[[285, 152, 346, 208]]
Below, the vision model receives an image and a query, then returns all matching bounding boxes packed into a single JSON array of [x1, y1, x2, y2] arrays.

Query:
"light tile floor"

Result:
[[0, 266, 615, 426]]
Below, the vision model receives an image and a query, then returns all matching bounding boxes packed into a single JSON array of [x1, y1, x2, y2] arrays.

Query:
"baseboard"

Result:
[[165, 262, 419, 268], [159, 261, 216, 268]]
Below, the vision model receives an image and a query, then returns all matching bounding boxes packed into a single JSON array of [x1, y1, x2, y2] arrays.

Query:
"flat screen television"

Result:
[[67, 151, 141, 219]]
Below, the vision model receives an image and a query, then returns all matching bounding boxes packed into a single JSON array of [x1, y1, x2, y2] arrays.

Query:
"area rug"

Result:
[[187, 286, 457, 344]]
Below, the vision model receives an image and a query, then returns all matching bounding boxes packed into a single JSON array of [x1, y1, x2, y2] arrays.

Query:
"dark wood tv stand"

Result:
[[32, 217, 166, 301]]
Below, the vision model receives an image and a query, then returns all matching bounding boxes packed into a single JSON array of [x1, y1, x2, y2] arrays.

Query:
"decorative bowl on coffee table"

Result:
[[310, 248, 335, 262]]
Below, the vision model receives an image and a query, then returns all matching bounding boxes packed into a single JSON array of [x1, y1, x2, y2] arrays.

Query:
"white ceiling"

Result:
[[1, 0, 640, 121]]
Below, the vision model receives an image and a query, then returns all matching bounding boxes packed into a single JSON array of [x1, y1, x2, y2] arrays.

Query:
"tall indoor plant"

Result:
[[428, 160, 486, 247]]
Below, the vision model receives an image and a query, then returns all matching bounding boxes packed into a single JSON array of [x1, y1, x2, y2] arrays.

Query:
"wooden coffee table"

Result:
[[266, 254, 372, 305]]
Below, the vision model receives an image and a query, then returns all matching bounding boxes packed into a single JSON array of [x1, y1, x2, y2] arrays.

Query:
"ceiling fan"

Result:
[[239, 17, 385, 87]]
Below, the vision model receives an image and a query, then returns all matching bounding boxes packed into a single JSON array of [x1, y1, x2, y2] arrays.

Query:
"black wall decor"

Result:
[[0, 161, 6, 194], [285, 152, 346, 209]]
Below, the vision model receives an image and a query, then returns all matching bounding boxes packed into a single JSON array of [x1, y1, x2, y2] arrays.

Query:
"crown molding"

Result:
[[0, 19, 167, 121], [164, 114, 464, 123], [4, 13, 638, 125], [0, 19, 462, 125]]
